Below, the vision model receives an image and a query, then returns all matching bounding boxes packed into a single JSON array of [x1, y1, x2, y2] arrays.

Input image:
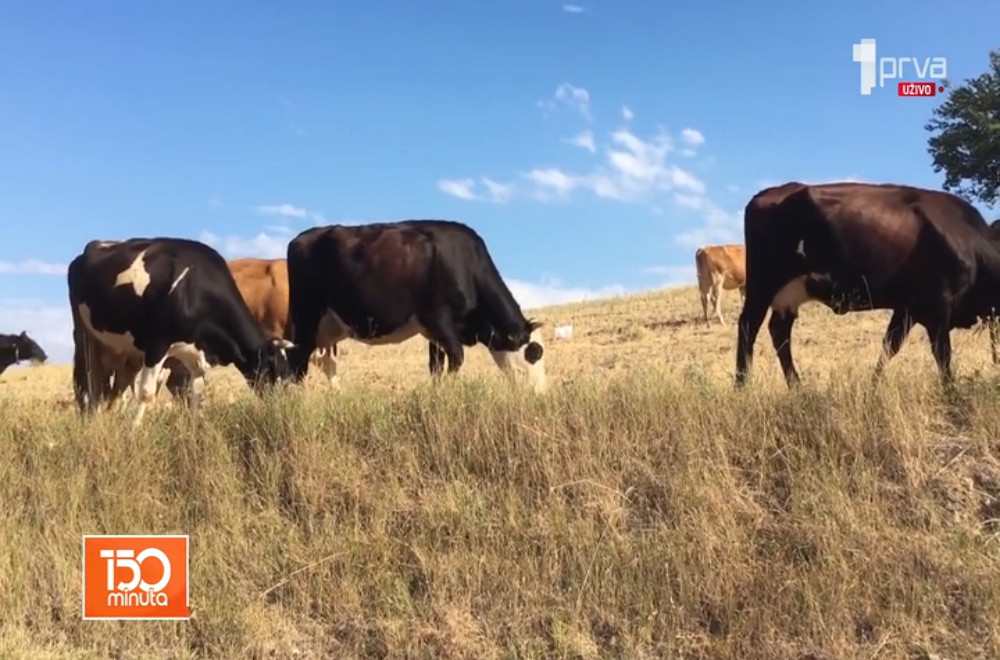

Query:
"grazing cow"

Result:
[[68, 237, 294, 426], [226, 257, 339, 384], [734, 181, 1000, 388], [0, 331, 48, 375], [88, 256, 340, 409], [694, 244, 747, 323], [285, 219, 547, 392]]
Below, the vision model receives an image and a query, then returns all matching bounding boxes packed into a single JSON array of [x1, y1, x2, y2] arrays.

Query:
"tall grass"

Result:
[[1, 366, 998, 659]]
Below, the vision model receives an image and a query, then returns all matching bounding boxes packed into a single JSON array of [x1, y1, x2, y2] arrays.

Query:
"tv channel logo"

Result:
[[82, 535, 189, 620]]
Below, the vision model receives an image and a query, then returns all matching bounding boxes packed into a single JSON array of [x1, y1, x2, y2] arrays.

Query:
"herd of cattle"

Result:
[[2, 180, 1000, 426]]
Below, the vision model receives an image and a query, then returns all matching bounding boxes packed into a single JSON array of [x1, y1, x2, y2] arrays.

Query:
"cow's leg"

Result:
[[873, 308, 913, 380], [990, 314, 1000, 365], [735, 298, 769, 386], [313, 347, 340, 387], [712, 277, 725, 324], [699, 288, 709, 322], [738, 284, 746, 306], [428, 342, 446, 375], [768, 310, 800, 387], [924, 316, 955, 387], [420, 314, 464, 373], [131, 348, 170, 429]]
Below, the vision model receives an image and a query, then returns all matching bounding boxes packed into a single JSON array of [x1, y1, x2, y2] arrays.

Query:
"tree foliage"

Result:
[[925, 49, 1000, 206]]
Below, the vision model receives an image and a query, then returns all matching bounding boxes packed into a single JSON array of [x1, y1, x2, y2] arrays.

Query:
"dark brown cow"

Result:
[[735, 181, 1000, 387]]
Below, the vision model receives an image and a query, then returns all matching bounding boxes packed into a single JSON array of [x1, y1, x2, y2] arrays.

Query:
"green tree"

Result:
[[925, 49, 1000, 206]]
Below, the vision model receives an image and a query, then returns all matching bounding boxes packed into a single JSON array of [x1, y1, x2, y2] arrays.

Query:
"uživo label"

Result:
[[82, 535, 189, 620]]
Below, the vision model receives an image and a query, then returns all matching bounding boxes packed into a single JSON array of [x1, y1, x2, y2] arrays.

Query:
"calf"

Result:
[[694, 244, 746, 323], [0, 331, 48, 375], [68, 237, 294, 426], [285, 219, 547, 392], [735, 181, 1000, 388]]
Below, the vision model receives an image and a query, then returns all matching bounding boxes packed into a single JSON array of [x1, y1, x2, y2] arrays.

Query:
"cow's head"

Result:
[[479, 317, 545, 357], [488, 323, 548, 394], [12, 331, 48, 364], [245, 338, 295, 390]]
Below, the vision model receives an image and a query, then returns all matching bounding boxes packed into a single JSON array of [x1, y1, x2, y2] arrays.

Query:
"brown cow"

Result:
[[694, 244, 746, 324]]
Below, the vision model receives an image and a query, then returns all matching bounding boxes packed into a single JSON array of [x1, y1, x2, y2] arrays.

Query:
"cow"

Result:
[[0, 331, 48, 375], [68, 237, 295, 427], [284, 219, 547, 392], [734, 181, 1000, 389], [694, 244, 746, 323], [226, 257, 339, 384], [86, 256, 340, 410]]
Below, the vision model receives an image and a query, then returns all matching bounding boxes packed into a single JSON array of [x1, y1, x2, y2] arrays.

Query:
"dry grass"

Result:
[[1, 284, 999, 659]]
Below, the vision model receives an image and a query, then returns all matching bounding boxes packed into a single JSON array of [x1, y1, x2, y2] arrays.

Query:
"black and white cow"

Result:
[[68, 237, 295, 426], [0, 331, 48, 375], [284, 219, 547, 392]]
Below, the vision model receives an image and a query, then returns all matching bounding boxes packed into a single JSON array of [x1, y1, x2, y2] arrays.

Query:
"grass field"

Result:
[[1, 284, 999, 659]]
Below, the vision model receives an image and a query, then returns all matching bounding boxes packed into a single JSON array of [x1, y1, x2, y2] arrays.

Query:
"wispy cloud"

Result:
[[253, 203, 327, 224], [508, 276, 626, 310], [562, 3, 586, 12], [641, 265, 697, 286], [200, 231, 289, 260], [438, 88, 746, 251], [437, 177, 514, 203], [537, 83, 592, 121], [521, 127, 707, 204], [566, 130, 596, 153], [680, 128, 705, 147], [0, 259, 67, 276]]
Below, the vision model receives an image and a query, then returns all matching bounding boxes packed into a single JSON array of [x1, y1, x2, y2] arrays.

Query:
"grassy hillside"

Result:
[[1, 284, 999, 659]]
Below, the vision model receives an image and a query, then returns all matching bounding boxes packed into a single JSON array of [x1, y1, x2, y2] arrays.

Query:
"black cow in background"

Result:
[[0, 331, 48, 375]]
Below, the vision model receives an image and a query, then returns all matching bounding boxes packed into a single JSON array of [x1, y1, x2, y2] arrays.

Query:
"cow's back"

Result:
[[698, 245, 746, 286], [227, 258, 290, 339]]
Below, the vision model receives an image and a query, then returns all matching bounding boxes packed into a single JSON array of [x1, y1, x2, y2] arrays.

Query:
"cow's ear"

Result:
[[20, 330, 27, 338], [528, 319, 544, 332]]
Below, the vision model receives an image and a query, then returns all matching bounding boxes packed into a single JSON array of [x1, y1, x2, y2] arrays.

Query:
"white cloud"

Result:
[[0, 298, 74, 366], [253, 203, 326, 224], [538, 83, 592, 121], [672, 193, 742, 249], [254, 203, 307, 218], [437, 178, 478, 200], [439, 177, 515, 203], [200, 231, 288, 260], [562, 4, 586, 12], [641, 265, 697, 286], [481, 178, 513, 203], [0, 260, 67, 276], [507, 276, 627, 310], [515, 127, 708, 205], [680, 128, 705, 147], [567, 130, 596, 153], [622, 106, 634, 121], [525, 168, 578, 199]]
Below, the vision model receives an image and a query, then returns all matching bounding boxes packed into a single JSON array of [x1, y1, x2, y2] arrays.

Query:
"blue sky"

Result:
[[1, 0, 998, 365]]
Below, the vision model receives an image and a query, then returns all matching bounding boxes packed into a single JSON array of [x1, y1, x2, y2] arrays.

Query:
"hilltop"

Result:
[[1, 284, 998, 659]]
